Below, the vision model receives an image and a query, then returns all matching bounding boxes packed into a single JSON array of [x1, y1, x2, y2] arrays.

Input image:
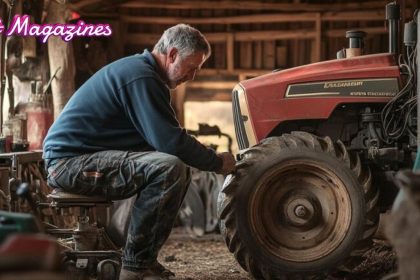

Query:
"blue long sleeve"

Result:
[[43, 50, 223, 172], [119, 77, 222, 171]]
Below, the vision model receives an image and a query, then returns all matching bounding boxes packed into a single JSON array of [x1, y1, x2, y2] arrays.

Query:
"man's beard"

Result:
[[167, 64, 183, 89]]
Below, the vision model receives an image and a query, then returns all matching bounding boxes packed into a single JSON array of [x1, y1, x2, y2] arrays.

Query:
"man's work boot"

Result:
[[119, 263, 175, 280], [150, 261, 175, 278]]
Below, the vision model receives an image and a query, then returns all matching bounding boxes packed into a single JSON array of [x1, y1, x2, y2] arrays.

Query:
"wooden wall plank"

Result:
[[214, 43, 227, 69], [227, 33, 234, 72], [254, 41, 262, 69], [314, 13, 321, 62], [240, 42, 253, 69], [276, 46, 287, 68], [263, 41, 275, 69], [213, 9, 226, 69]]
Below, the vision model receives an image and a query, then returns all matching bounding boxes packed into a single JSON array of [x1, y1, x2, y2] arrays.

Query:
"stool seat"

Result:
[[48, 188, 109, 204]]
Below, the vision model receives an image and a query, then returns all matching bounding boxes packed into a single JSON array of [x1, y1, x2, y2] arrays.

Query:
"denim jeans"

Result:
[[46, 150, 191, 270]]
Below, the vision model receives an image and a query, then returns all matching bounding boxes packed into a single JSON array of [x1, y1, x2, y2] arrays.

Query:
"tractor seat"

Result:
[[48, 188, 111, 207]]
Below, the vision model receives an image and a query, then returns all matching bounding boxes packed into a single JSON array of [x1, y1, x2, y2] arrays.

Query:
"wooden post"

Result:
[[254, 41, 262, 69], [240, 42, 253, 69], [314, 13, 322, 62], [276, 46, 287, 68], [263, 41, 275, 69], [226, 33, 234, 72], [213, 9, 225, 69], [46, 1, 76, 119], [171, 84, 186, 127]]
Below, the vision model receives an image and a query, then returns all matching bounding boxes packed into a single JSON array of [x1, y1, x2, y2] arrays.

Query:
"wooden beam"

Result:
[[200, 68, 269, 76], [47, 1, 76, 118], [226, 33, 234, 72], [120, 10, 397, 25], [238, 74, 247, 82], [125, 32, 229, 45], [314, 13, 321, 62], [214, 43, 226, 69], [186, 91, 232, 102], [126, 30, 316, 46], [120, 1, 387, 12], [68, 0, 131, 13], [254, 41, 262, 69], [240, 42, 253, 68], [322, 11, 385, 21], [276, 46, 287, 68], [202, 33, 228, 43], [325, 27, 386, 37], [235, 30, 315, 41], [187, 81, 237, 90], [121, 13, 319, 25], [263, 41, 275, 69]]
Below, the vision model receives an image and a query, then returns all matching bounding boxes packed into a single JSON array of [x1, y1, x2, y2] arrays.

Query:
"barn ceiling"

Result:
[[67, 0, 394, 16], [62, 0, 416, 75]]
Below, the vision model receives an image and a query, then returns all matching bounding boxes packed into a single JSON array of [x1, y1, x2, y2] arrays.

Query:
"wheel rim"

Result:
[[249, 159, 352, 263]]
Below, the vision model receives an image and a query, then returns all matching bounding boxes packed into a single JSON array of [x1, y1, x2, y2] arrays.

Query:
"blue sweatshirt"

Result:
[[43, 50, 222, 172]]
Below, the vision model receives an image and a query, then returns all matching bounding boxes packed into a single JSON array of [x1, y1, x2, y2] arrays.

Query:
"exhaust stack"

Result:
[[386, 2, 400, 55]]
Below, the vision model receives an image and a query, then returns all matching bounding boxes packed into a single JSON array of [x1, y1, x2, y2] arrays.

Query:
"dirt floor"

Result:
[[158, 229, 397, 280], [159, 230, 249, 280]]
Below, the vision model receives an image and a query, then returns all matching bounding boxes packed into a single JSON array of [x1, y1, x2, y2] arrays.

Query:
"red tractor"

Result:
[[219, 2, 416, 279]]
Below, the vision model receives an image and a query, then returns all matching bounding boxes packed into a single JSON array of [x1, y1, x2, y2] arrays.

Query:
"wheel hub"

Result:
[[284, 196, 319, 228], [250, 160, 352, 262]]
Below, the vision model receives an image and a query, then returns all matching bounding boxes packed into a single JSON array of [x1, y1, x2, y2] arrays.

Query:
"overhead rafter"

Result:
[[121, 13, 319, 25], [119, 0, 387, 12], [126, 30, 317, 46], [325, 27, 386, 37], [120, 10, 387, 25], [68, 0, 130, 13]]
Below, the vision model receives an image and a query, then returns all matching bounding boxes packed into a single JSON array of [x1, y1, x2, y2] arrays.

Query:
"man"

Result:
[[43, 24, 236, 280]]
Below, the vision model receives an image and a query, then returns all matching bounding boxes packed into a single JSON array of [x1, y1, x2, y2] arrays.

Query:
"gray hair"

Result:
[[153, 24, 211, 59]]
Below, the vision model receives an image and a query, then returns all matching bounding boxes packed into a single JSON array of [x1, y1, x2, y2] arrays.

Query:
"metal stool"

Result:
[[48, 188, 121, 280]]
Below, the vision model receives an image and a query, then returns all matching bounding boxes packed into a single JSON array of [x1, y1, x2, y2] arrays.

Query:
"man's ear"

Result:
[[167, 48, 178, 63]]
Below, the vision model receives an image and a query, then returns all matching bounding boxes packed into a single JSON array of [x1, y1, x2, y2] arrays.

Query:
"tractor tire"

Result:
[[218, 131, 379, 279]]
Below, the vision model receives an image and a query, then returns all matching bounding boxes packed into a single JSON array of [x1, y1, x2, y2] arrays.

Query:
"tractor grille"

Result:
[[232, 89, 249, 150]]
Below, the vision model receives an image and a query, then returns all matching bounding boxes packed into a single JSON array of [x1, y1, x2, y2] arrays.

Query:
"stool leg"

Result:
[[73, 206, 100, 251]]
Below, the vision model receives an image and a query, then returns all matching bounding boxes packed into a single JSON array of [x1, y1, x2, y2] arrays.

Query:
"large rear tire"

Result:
[[218, 132, 379, 279]]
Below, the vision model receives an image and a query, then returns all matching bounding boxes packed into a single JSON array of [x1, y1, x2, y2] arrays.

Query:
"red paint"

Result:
[[26, 107, 53, 150], [241, 53, 401, 141]]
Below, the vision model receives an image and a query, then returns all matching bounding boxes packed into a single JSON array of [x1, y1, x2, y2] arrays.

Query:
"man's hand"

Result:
[[216, 152, 236, 176]]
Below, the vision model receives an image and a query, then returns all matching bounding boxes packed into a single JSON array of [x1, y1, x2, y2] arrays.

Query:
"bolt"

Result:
[[295, 205, 307, 217]]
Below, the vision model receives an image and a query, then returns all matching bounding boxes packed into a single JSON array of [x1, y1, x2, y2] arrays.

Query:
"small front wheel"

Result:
[[97, 259, 121, 280]]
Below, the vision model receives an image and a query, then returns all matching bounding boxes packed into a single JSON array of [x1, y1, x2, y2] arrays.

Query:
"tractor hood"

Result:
[[241, 53, 399, 91], [237, 53, 401, 142]]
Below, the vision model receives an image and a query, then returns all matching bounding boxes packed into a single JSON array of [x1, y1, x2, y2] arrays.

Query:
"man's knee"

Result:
[[159, 154, 190, 183]]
